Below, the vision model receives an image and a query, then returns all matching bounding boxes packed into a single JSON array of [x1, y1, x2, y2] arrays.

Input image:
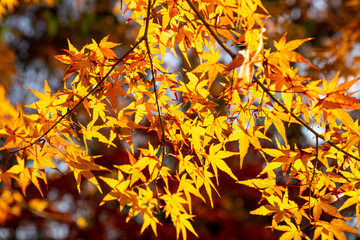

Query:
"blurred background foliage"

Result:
[[264, 0, 360, 80], [0, 0, 360, 239]]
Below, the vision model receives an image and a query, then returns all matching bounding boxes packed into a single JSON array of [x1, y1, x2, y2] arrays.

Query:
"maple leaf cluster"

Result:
[[1, 0, 360, 239]]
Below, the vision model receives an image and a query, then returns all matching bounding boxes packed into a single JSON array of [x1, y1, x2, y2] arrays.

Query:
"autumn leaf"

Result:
[[192, 48, 226, 88], [226, 55, 245, 71], [338, 189, 360, 227], [314, 218, 360, 240], [206, 143, 238, 184], [86, 35, 120, 60], [273, 33, 315, 68], [250, 191, 299, 226], [275, 222, 309, 240]]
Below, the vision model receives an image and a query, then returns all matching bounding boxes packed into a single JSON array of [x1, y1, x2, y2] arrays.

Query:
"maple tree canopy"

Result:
[[1, 0, 360, 239]]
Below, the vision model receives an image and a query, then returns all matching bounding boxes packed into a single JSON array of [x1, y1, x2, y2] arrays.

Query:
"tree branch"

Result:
[[143, 0, 166, 210], [308, 136, 318, 222], [144, 0, 166, 174]]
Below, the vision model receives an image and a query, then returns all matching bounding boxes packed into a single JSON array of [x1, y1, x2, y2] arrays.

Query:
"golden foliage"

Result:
[[1, 0, 360, 239]]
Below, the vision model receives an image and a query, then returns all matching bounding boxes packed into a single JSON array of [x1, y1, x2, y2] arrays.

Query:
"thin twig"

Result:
[[308, 136, 318, 221], [143, 0, 165, 210], [144, 1, 165, 173]]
